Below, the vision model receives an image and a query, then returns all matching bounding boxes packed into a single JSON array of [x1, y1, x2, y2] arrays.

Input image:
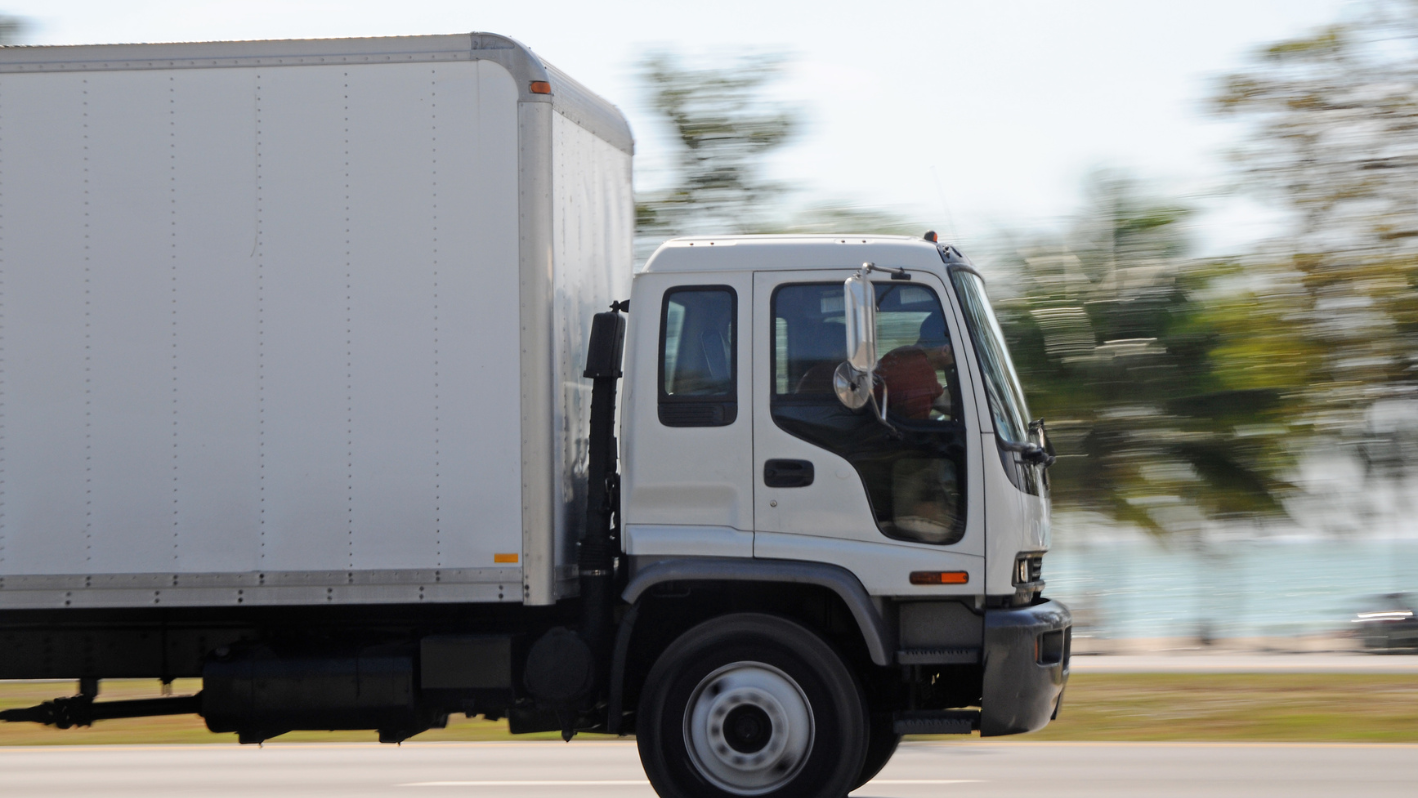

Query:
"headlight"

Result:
[[1012, 553, 1043, 586]]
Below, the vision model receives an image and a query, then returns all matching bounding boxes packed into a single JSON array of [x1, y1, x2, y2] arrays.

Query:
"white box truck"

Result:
[[0, 33, 1069, 798]]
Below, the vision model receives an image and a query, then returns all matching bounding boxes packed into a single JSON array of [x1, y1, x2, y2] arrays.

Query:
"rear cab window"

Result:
[[659, 286, 738, 427]]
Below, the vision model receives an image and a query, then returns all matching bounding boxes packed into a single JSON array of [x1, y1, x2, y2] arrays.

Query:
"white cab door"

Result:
[[620, 271, 755, 558], [751, 270, 985, 596]]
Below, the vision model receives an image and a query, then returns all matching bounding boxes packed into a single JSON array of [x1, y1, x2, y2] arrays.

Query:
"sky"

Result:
[[5, 0, 1359, 255]]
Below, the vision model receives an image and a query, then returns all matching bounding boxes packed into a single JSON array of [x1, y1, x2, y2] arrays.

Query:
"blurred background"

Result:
[[6, 0, 1417, 653]]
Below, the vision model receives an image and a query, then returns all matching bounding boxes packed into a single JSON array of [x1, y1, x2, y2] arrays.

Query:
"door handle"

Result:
[[764, 459, 815, 488]]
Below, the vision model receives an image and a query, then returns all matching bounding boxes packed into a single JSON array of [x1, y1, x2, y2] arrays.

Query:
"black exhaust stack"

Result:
[[578, 303, 627, 660], [521, 302, 626, 739]]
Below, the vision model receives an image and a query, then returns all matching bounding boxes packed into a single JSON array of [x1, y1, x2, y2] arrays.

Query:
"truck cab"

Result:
[[613, 235, 1070, 795], [624, 234, 1050, 597]]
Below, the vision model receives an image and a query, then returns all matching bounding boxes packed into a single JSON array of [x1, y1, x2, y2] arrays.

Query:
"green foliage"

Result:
[[1028, 673, 1418, 742], [634, 51, 799, 241], [1213, 0, 1418, 411], [995, 173, 1312, 532], [1005, 0, 1418, 532], [0, 14, 25, 46]]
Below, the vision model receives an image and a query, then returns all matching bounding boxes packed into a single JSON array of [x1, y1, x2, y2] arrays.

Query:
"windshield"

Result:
[[949, 270, 1031, 444]]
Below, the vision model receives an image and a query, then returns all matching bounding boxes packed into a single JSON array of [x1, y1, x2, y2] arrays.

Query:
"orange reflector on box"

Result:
[[494, 553, 519, 564], [910, 570, 968, 585], [529, 81, 551, 94]]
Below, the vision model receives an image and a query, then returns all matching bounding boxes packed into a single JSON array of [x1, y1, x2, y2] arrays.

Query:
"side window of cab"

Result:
[[659, 286, 738, 427]]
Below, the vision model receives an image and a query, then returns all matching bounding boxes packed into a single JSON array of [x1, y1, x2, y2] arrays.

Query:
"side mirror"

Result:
[[843, 270, 877, 373], [835, 269, 877, 411]]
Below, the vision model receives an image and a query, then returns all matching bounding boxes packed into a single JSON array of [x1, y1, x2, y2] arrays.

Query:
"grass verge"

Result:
[[2, 673, 1417, 746]]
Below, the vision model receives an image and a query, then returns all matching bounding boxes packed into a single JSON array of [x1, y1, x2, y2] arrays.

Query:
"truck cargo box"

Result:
[[0, 33, 633, 609]]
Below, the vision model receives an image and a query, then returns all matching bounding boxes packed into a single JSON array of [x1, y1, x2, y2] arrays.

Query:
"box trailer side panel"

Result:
[[547, 108, 634, 599], [0, 56, 527, 605]]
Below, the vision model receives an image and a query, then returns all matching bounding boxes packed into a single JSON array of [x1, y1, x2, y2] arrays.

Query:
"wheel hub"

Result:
[[724, 704, 772, 754], [684, 662, 814, 796]]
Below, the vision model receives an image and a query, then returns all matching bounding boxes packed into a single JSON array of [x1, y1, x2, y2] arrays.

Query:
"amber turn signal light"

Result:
[[529, 81, 551, 94], [910, 571, 968, 585]]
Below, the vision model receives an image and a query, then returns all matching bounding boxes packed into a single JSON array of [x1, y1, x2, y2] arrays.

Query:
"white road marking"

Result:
[[871, 780, 984, 784], [401, 778, 985, 787], [403, 781, 651, 787]]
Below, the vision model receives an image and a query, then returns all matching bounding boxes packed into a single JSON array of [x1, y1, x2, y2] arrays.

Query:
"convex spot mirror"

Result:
[[836, 268, 877, 411]]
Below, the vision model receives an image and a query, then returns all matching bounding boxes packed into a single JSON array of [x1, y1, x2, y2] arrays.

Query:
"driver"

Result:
[[875, 312, 953, 420], [875, 311, 960, 543]]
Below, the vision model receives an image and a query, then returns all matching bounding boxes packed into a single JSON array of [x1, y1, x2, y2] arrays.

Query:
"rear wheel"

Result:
[[637, 613, 867, 798]]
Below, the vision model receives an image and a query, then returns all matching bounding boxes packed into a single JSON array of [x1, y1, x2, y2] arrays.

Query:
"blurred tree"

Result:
[[1214, 0, 1418, 413], [0, 13, 26, 45], [634, 51, 798, 244], [996, 173, 1316, 533], [634, 52, 922, 258], [778, 204, 924, 236]]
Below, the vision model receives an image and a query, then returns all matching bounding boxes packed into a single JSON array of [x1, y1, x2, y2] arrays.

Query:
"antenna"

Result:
[[930, 165, 957, 243]]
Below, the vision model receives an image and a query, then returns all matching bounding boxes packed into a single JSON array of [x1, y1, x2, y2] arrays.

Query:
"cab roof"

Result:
[[642, 234, 965, 274]]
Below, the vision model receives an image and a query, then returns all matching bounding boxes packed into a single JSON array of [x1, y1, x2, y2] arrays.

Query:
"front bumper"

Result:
[[980, 598, 1071, 736]]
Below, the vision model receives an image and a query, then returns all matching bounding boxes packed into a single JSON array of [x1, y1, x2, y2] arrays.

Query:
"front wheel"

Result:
[[637, 613, 867, 798], [853, 711, 901, 790]]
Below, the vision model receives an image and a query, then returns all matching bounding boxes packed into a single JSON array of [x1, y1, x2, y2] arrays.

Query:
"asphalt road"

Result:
[[3, 740, 1416, 798]]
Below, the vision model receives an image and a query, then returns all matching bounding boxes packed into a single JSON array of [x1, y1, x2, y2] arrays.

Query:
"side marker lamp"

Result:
[[910, 571, 968, 585], [530, 81, 552, 94]]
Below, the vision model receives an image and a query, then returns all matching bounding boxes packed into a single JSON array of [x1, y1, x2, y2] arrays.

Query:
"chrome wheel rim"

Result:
[[683, 661, 814, 796]]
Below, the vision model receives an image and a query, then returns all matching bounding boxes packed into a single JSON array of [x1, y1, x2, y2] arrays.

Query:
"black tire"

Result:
[[853, 711, 901, 790], [636, 613, 868, 798]]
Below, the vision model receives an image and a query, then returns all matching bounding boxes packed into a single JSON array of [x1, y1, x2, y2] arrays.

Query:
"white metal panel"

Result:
[[345, 63, 441, 570], [622, 524, 754, 559], [168, 68, 262, 574], [548, 111, 634, 595], [644, 236, 940, 274], [982, 433, 1027, 595], [256, 61, 525, 573], [753, 531, 984, 597], [0, 58, 527, 599], [750, 269, 985, 558], [1, 72, 90, 574], [517, 100, 555, 604], [432, 62, 523, 571], [257, 64, 351, 571], [84, 70, 180, 572], [751, 274, 878, 543], [0, 567, 520, 608], [937, 269, 991, 573], [621, 271, 755, 532]]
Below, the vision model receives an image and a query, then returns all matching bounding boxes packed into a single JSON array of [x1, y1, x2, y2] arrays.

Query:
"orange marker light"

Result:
[[529, 81, 551, 95], [910, 571, 969, 585], [494, 553, 519, 564]]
